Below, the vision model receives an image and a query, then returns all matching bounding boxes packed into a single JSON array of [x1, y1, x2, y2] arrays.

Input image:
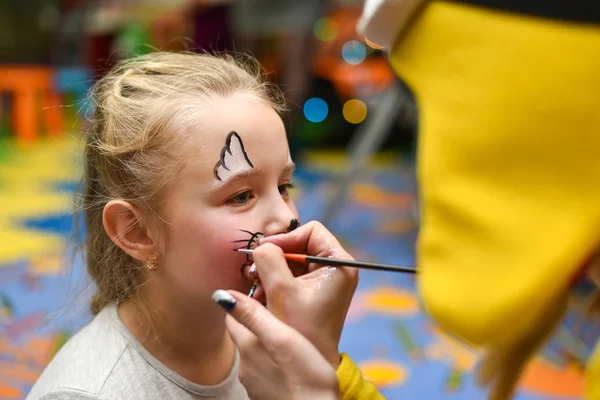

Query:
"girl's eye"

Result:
[[227, 190, 254, 206], [279, 183, 295, 198]]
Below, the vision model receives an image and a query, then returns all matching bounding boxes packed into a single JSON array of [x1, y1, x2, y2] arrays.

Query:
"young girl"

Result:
[[28, 52, 301, 399]]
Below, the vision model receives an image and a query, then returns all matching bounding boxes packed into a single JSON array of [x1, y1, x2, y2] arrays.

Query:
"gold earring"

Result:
[[146, 254, 159, 271]]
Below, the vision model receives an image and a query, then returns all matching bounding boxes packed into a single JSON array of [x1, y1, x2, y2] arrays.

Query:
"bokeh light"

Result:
[[343, 99, 367, 124], [304, 98, 329, 123], [313, 17, 338, 42], [342, 40, 367, 65]]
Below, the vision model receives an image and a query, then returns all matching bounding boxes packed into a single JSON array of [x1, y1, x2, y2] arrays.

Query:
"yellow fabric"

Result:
[[586, 342, 600, 399], [386, 1, 600, 397], [336, 353, 385, 400]]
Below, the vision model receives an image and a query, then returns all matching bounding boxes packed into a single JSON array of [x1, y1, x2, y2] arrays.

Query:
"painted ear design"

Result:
[[214, 131, 254, 181]]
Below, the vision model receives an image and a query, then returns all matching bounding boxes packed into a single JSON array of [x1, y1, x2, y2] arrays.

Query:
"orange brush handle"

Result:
[[283, 253, 308, 263], [234, 248, 416, 274]]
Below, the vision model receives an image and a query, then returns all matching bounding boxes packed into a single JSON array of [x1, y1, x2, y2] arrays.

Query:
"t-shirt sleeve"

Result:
[[336, 353, 386, 400]]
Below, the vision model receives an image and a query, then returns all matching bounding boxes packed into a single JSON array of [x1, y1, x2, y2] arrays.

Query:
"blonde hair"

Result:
[[80, 52, 285, 314]]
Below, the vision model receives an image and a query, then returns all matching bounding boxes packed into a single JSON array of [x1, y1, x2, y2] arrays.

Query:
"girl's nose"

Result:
[[262, 198, 298, 237]]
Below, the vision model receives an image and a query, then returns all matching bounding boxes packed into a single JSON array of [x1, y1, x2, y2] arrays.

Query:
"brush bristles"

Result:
[[236, 248, 254, 254]]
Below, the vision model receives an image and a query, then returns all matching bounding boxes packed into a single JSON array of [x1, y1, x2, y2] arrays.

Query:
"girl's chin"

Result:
[[216, 275, 255, 295], [221, 277, 267, 304]]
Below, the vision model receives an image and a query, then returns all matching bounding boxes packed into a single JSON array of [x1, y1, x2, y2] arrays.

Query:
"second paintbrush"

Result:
[[235, 248, 416, 274]]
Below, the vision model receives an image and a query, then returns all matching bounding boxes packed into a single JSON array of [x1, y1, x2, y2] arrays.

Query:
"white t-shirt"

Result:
[[27, 304, 248, 400]]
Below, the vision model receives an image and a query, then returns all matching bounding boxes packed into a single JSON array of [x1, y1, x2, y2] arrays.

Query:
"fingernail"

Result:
[[247, 264, 257, 279], [212, 290, 236, 311]]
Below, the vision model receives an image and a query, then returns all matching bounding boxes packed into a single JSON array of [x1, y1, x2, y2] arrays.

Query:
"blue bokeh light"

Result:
[[303, 97, 329, 123], [342, 40, 367, 65]]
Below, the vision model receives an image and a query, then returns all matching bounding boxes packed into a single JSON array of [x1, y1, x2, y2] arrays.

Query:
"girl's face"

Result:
[[154, 93, 298, 303]]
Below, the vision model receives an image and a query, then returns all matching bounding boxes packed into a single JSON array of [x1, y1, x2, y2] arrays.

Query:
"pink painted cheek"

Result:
[[168, 208, 256, 290], [197, 231, 252, 288], [163, 228, 245, 290]]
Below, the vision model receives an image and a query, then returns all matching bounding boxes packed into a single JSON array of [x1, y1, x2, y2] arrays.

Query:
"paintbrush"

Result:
[[236, 248, 417, 274]]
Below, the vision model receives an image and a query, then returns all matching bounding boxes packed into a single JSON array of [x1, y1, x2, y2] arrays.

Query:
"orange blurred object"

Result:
[[0, 67, 64, 143], [311, 7, 395, 98], [314, 58, 395, 98]]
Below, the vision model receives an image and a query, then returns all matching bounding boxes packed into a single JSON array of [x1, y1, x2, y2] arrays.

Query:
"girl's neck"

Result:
[[118, 296, 236, 386]]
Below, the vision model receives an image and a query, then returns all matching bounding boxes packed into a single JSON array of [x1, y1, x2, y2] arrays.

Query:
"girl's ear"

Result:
[[103, 200, 156, 261]]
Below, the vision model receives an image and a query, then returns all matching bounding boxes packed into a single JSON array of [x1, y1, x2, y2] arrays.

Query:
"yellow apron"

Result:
[[388, 2, 600, 398]]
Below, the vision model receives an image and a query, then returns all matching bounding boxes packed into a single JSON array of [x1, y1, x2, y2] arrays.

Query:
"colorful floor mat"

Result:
[[0, 137, 594, 399]]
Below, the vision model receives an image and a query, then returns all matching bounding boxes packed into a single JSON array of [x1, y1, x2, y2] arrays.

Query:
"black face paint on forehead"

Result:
[[287, 218, 301, 232], [214, 131, 254, 181]]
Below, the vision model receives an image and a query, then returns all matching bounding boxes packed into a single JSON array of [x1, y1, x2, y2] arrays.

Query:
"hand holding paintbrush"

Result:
[[236, 238, 359, 367], [219, 221, 395, 396], [231, 221, 415, 367]]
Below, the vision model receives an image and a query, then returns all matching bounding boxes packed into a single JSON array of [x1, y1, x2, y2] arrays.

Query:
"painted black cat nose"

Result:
[[287, 218, 301, 232]]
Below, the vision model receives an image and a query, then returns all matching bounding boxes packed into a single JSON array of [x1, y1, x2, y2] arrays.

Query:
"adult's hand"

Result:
[[213, 290, 340, 400], [249, 221, 359, 368]]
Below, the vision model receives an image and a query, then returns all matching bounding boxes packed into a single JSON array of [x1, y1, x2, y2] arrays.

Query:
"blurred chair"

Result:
[[0, 66, 64, 142], [321, 82, 408, 226]]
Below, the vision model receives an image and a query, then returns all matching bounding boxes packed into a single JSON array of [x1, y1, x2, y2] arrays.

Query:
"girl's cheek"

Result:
[[202, 232, 250, 279], [193, 211, 257, 280]]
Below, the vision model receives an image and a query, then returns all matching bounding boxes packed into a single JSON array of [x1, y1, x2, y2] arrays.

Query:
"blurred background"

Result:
[[0, 1, 595, 399]]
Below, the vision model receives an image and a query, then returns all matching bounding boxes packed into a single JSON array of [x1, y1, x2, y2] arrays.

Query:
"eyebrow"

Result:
[[213, 162, 296, 188]]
